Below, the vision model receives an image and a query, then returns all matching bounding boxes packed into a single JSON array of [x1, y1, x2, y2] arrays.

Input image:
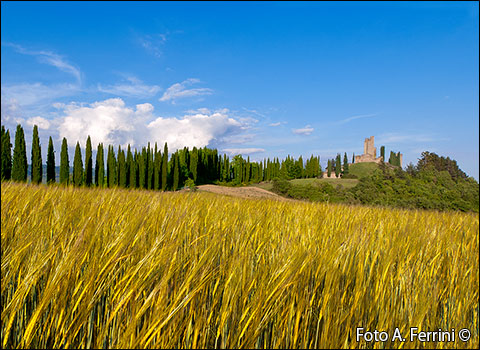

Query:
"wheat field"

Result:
[[1, 182, 478, 349]]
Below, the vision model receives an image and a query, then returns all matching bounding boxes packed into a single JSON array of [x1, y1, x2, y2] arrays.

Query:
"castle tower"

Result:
[[364, 136, 376, 158]]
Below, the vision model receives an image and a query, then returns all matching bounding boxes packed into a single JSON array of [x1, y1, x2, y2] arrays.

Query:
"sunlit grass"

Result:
[[1, 182, 478, 349]]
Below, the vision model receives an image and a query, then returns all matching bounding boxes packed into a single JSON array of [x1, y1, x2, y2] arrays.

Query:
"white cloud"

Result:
[[159, 78, 213, 103], [98, 77, 161, 98], [4, 42, 82, 83], [147, 112, 241, 150], [27, 116, 51, 130], [59, 98, 137, 148], [292, 125, 314, 136], [222, 148, 265, 155], [56, 98, 247, 151]]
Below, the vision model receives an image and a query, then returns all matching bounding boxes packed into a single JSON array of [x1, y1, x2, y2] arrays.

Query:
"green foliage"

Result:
[[60, 138, 69, 185], [1, 126, 12, 180], [342, 152, 349, 175], [12, 125, 27, 182], [73, 142, 83, 186], [117, 146, 126, 188], [184, 178, 196, 191], [335, 154, 341, 177], [31, 125, 42, 184], [271, 178, 292, 195], [173, 152, 179, 191], [46, 137, 55, 184], [95, 143, 104, 187], [107, 145, 117, 187], [380, 146, 385, 161], [127, 145, 135, 188], [162, 143, 168, 191], [417, 151, 467, 180], [85, 136, 93, 186]]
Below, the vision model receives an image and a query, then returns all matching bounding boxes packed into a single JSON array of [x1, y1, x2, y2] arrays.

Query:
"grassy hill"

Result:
[[348, 162, 381, 178]]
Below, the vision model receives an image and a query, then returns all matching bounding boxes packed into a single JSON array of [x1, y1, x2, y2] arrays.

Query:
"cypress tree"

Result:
[[128, 146, 136, 188], [46, 136, 55, 184], [30, 125, 42, 184], [12, 124, 27, 182], [73, 141, 83, 186], [85, 136, 93, 186], [173, 152, 179, 191], [380, 146, 385, 162], [60, 137, 69, 184], [335, 154, 341, 177], [190, 148, 198, 183], [153, 143, 159, 190], [162, 142, 168, 190], [107, 145, 116, 187], [1, 126, 12, 180], [138, 147, 146, 189], [343, 152, 349, 175], [118, 147, 126, 187], [95, 143, 104, 187], [126, 144, 132, 188], [327, 159, 332, 177], [352, 152, 355, 164]]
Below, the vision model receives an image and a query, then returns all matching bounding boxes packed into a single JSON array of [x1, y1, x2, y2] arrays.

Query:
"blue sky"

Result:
[[1, 1, 478, 178]]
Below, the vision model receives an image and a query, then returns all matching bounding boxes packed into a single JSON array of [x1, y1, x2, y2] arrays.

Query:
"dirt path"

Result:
[[196, 185, 294, 202]]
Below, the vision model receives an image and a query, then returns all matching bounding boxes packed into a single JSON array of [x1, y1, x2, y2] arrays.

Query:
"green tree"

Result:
[[327, 159, 332, 177], [60, 137, 69, 184], [31, 125, 43, 184], [380, 146, 385, 162], [127, 146, 136, 188], [343, 152, 349, 175], [85, 136, 93, 186], [138, 147, 146, 189], [12, 124, 27, 182], [118, 146, 126, 187], [95, 143, 104, 187], [335, 154, 341, 177], [162, 142, 168, 190], [190, 148, 198, 183], [352, 152, 355, 164], [107, 145, 117, 187], [46, 136, 55, 184], [73, 141, 83, 186], [1, 126, 12, 180], [173, 152, 179, 191]]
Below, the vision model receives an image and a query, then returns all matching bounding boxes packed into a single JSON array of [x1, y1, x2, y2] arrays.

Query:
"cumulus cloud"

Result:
[[56, 98, 247, 151], [292, 125, 314, 136], [147, 112, 241, 150], [59, 98, 137, 148], [27, 116, 51, 130], [98, 76, 161, 98], [222, 148, 265, 155], [159, 79, 213, 103]]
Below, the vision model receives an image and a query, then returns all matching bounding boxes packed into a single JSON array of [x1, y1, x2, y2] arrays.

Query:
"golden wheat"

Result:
[[1, 182, 478, 349]]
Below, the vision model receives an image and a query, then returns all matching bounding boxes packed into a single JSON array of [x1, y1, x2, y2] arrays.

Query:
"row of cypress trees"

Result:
[[326, 153, 350, 177], [2, 123, 342, 189]]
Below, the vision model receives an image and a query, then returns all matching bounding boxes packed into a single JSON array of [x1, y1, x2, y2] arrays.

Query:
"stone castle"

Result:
[[354, 136, 383, 164], [321, 136, 402, 178]]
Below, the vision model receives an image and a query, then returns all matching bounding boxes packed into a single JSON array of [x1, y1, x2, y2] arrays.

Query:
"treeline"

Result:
[[272, 153, 479, 212], [1, 123, 325, 190]]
